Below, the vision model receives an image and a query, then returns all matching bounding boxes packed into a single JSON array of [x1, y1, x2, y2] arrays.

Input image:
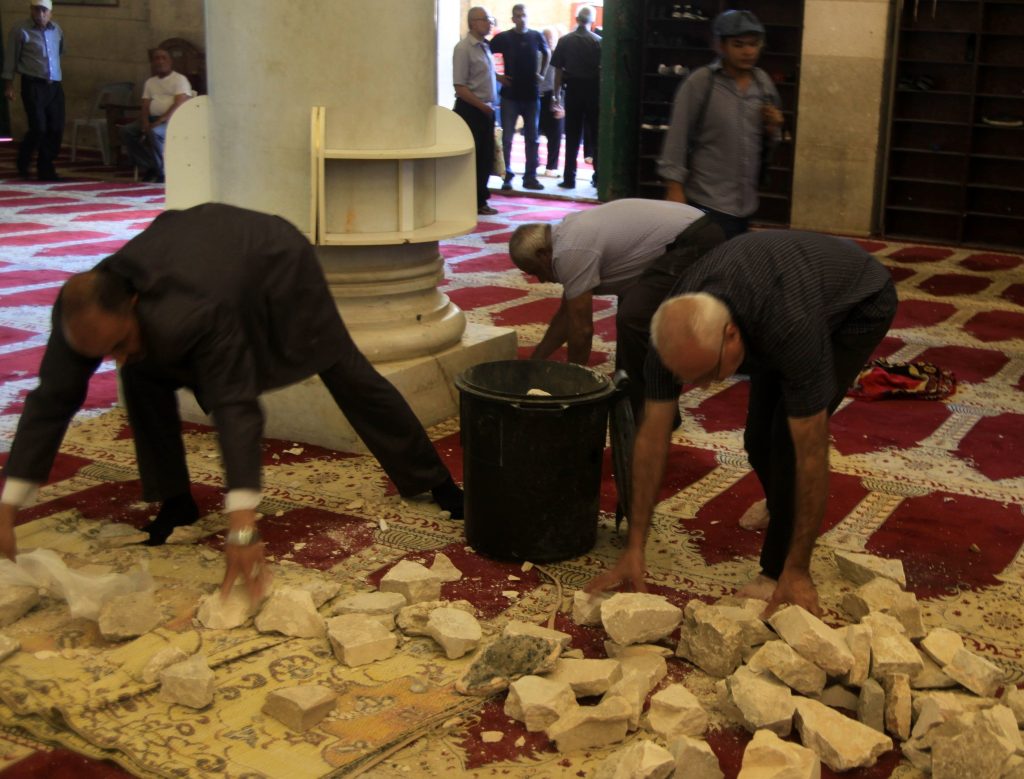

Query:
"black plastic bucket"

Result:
[[455, 360, 615, 562]]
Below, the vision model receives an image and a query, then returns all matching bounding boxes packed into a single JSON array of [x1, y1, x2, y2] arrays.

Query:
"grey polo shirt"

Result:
[[645, 230, 897, 417], [2, 18, 64, 82], [453, 33, 497, 107], [657, 62, 780, 218], [550, 26, 601, 81], [552, 199, 704, 300]]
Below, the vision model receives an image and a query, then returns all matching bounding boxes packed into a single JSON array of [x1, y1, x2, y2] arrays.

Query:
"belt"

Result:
[[21, 74, 58, 85]]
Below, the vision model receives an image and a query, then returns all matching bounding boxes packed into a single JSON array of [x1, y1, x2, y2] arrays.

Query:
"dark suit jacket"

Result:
[[5, 203, 350, 492]]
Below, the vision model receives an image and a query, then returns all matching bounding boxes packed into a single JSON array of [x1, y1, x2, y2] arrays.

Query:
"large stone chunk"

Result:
[[727, 667, 794, 737], [504, 675, 577, 732], [746, 640, 826, 697], [255, 588, 324, 638], [920, 627, 965, 668], [159, 654, 216, 709], [882, 673, 912, 741], [819, 684, 859, 711], [911, 649, 957, 689], [793, 698, 893, 772], [862, 613, 922, 678], [887, 591, 926, 639], [546, 658, 622, 698], [573, 590, 611, 626], [141, 645, 189, 684], [326, 614, 397, 667], [97, 590, 164, 640], [737, 728, 820, 779], [943, 647, 1005, 697], [618, 653, 668, 693], [456, 634, 561, 696], [602, 672, 648, 731], [1001, 685, 1024, 727], [262, 685, 336, 732], [677, 601, 772, 679], [379, 560, 442, 604], [767, 606, 854, 677], [425, 607, 481, 659], [858, 677, 885, 732], [930, 708, 1019, 779], [546, 696, 631, 752], [429, 553, 463, 583], [329, 591, 407, 627], [647, 683, 707, 738], [834, 550, 906, 589], [842, 577, 905, 622], [503, 620, 572, 650], [196, 587, 257, 629], [839, 623, 872, 687], [0, 586, 40, 628], [667, 734, 723, 779], [396, 599, 475, 636], [601, 593, 682, 645], [595, 739, 675, 779]]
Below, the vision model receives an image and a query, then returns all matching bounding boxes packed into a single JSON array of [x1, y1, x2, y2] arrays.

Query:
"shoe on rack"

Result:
[[557, 179, 576, 189], [522, 177, 544, 190], [680, 4, 709, 21], [982, 114, 1023, 128], [478, 204, 499, 215]]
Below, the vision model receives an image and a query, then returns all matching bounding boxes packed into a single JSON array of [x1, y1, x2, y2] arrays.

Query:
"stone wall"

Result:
[[1, 0, 203, 145]]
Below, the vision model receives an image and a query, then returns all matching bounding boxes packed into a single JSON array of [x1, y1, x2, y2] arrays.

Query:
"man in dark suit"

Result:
[[0, 203, 463, 598]]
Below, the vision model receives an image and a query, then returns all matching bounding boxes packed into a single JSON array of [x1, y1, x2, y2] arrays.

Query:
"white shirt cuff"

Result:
[[1, 478, 39, 508], [224, 489, 262, 514]]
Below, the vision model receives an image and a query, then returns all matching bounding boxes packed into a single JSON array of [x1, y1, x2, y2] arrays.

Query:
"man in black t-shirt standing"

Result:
[[550, 5, 601, 189], [490, 4, 549, 191]]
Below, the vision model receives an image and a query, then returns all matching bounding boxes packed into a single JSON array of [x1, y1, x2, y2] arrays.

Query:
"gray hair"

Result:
[[576, 5, 594, 24], [509, 223, 552, 272], [651, 292, 730, 356]]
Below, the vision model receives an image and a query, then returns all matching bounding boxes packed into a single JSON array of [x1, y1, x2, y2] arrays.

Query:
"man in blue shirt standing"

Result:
[[490, 4, 549, 192], [2, 0, 65, 181]]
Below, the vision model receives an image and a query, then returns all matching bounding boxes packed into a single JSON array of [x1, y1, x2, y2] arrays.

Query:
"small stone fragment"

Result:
[[503, 620, 572, 650], [647, 683, 708, 738], [727, 666, 795, 737], [262, 685, 336, 732], [379, 560, 442, 604], [887, 591, 926, 639], [911, 649, 957, 689], [602, 672, 648, 731], [882, 673, 912, 740], [842, 577, 905, 622], [943, 646, 1005, 697], [819, 684, 859, 711], [793, 698, 893, 772], [98, 590, 164, 640], [604, 641, 672, 659], [545, 658, 622, 698], [862, 613, 922, 678], [746, 640, 826, 697], [677, 600, 772, 678], [456, 634, 562, 696], [345, 498, 364, 510], [545, 695, 631, 752], [572, 589, 610, 626], [920, 627, 965, 668], [737, 728, 820, 779], [601, 593, 682, 645], [666, 734, 723, 779], [834, 550, 906, 588], [594, 739, 675, 779], [912, 690, 999, 720], [0, 586, 40, 628], [910, 696, 947, 741], [858, 677, 885, 733], [196, 587, 257, 630], [618, 653, 668, 694], [396, 599, 475, 636], [95, 522, 149, 547], [326, 614, 397, 667], [839, 623, 872, 688], [521, 561, 534, 572], [426, 607, 482, 659], [159, 654, 216, 709], [430, 553, 463, 583], [141, 646, 189, 684], [480, 730, 503, 743], [0, 634, 20, 663], [255, 588, 324, 638], [305, 578, 342, 608], [1000, 685, 1024, 727], [562, 648, 585, 659], [768, 605, 854, 677], [330, 590, 407, 628], [504, 675, 577, 732]]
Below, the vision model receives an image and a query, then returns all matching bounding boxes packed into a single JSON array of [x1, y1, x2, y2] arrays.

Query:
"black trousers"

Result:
[[454, 97, 495, 209], [614, 216, 728, 418], [562, 78, 599, 182], [120, 327, 451, 503], [747, 281, 898, 578], [689, 201, 750, 240], [539, 90, 564, 170], [17, 76, 65, 178]]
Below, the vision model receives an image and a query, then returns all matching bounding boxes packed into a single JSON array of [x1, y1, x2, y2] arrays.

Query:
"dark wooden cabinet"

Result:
[[634, 0, 804, 225], [883, 0, 1024, 250]]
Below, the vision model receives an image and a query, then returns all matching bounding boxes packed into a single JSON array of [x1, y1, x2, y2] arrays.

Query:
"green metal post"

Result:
[[597, 0, 644, 201]]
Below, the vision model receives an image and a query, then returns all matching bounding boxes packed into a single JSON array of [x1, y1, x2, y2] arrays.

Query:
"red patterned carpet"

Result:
[[0, 143, 1022, 778]]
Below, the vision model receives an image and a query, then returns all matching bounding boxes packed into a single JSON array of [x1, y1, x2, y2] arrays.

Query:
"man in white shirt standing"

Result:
[[118, 47, 191, 183]]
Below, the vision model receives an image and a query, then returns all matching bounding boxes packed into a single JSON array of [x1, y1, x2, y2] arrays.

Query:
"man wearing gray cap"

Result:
[[2, 0, 65, 181], [658, 10, 782, 238]]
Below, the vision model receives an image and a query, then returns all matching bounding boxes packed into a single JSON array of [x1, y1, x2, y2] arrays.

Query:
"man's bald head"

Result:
[[651, 293, 739, 385], [60, 270, 142, 363]]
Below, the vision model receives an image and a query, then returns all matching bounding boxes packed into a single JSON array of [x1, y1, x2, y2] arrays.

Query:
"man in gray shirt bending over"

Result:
[[658, 10, 783, 238], [509, 199, 725, 414]]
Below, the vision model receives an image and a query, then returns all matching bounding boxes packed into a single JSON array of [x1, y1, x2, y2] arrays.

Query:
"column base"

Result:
[[176, 322, 517, 453]]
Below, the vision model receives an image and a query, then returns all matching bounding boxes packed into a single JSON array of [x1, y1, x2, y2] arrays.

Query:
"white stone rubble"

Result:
[[746, 640, 826, 697], [943, 646, 1006, 697], [862, 613, 922, 678], [767, 606, 854, 677], [262, 684, 336, 732], [604, 641, 672, 658], [326, 613, 397, 666], [919, 627, 965, 667], [727, 666, 795, 737], [397, 599, 475, 636], [737, 728, 820, 779], [601, 593, 682, 645], [839, 623, 872, 687], [857, 677, 885, 732], [456, 634, 562, 696], [379, 560, 442, 604], [667, 734, 723, 779], [0, 634, 20, 663], [677, 600, 772, 678], [97, 590, 164, 640], [545, 658, 622, 698], [503, 620, 571, 650], [0, 586, 40, 628], [504, 675, 577, 732], [573, 590, 611, 626], [159, 654, 216, 709], [255, 587, 324, 638], [196, 587, 257, 629], [882, 673, 912, 740], [545, 695, 631, 752], [594, 739, 675, 779], [793, 698, 893, 772], [818, 684, 859, 711], [425, 607, 482, 659], [647, 683, 708, 738], [429, 553, 463, 582], [329, 590, 407, 627], [834, 550, 906, 588]]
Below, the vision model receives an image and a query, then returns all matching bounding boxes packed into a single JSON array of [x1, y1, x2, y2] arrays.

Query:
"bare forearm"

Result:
[[626, 401, 676, 550], [565, 327, 593, 365], [664, 180, 686, 203], [531, 303, 570, 360], [786, 413, 829, 572]]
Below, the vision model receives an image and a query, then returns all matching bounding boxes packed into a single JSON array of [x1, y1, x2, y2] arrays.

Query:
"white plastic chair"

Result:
[[70, 81, 134, 165]]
